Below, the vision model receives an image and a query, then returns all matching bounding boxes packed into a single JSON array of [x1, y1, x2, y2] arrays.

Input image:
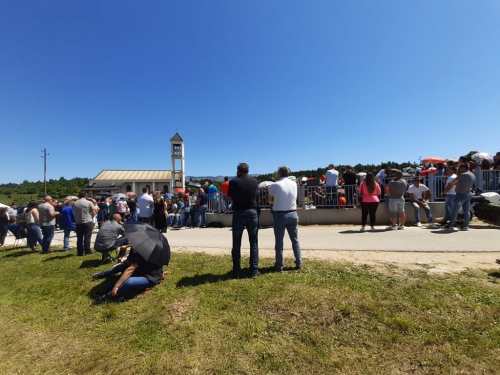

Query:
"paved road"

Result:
[[7, 224, 498, 253]]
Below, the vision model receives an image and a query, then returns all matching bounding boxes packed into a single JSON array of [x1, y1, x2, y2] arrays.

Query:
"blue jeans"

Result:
[[273, 211, 302, 269], [40, 225, 55, 253], [412, 202, 433, 223], [197, 204, 208, 227], [129, 211, 139, 221], [448, 193, 472, 228], [102, 263, 151, 298], [63, 227, 76, 250], [326, 186, 338, 206], [231, 210, 259, 272], [443, 194, 455, 223], [27, 223, 42, 249]]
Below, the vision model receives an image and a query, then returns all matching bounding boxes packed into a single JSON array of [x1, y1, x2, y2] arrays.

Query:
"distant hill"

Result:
[[186, 175, 260, 183]]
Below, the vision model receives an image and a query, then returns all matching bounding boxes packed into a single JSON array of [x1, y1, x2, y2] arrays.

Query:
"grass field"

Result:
[[0, 193, 39, 206], [0, 244, 499, 375]]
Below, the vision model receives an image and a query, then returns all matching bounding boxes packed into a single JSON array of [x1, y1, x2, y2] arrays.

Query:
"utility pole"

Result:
[[41, 149, 49, 194]]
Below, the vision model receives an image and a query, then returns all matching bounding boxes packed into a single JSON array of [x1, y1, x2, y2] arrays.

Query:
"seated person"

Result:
[[94, 214, 130, 263], [166, 201, 179, 227], [92, 248, 163, 300], [408, 177, 439, 229]]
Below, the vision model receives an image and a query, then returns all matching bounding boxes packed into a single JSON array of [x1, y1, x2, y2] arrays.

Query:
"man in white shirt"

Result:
[[268, 165, 302, 272], [441, 166, 457, 225], [136, 187, 154, 225], [325, 164, 339, 206], [408, 177, 438, 229]]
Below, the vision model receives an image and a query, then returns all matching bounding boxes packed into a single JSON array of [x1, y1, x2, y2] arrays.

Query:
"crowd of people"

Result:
[[1, 152, 498, 299]]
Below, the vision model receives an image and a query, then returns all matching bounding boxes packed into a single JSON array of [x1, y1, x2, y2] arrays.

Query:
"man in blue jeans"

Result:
[[38, 196, 60, 253], [442, 163, 475, 231], [268, 165, 302, 272], [93, 248, 163, 301], [196, 188, 209, 228], [60, 200, 76, 252], [228, 163, 260, 278]]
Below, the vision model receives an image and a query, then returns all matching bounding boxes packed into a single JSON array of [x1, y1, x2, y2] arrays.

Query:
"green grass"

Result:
[[1, 245, 500, 374], [0, 193, 39, 206]]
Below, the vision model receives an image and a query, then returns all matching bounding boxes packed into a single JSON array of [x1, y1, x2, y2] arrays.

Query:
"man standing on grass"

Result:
[[72, 192, 97, 256], [268, 166, 302, 272], [228, 162, 260, 278], [38, 196, 60, 253], [385, 171, 407, 231]]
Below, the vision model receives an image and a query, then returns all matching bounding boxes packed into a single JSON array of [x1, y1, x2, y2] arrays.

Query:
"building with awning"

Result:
[[83, 133, 185, 197]]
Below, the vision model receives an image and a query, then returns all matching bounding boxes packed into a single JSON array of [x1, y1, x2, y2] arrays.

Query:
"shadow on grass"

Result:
[[487, 272, 500, 279], [79, 259, 103, 269], [43, 254, 72, 262], [2, 250, 36, 258]]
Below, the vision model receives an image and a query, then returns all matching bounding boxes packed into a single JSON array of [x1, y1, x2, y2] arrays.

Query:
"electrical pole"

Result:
[[41, 149, 49, 194]]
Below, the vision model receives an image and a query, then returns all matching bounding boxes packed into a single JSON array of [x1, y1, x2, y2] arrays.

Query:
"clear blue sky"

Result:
[[1, 1, 499, 184]]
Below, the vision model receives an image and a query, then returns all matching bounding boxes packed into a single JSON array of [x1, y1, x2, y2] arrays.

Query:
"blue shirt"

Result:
[[207, 185, 217, 199], [61, 206, 76, 229]]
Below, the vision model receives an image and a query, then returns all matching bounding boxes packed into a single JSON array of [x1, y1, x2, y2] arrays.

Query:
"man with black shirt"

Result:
[[228, 162, 260, 278], [197, 188, 209, 228], [93, 248, 163, 300], [342, 165, 357, 207]]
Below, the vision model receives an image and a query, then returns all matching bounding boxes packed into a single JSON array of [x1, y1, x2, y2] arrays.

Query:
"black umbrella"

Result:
[[123, 221, 170, 267], [186, 181, 201, 188]]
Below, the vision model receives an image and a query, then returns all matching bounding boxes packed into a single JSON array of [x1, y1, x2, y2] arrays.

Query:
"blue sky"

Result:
[[1, 0, 499, 184]]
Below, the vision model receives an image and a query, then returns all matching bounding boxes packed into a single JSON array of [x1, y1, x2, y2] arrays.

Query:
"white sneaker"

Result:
[[370, 226, 375, 232], [428, 223, 439, 229], [398, 226, 405, 230], [386, 226, 398, 231], [416, 222, 422, 227], [180, 227, 186, 230], [360, 226, 366, 232]]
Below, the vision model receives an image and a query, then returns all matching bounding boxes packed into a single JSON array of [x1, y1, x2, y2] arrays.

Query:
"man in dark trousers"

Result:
[[227, 163, 260, 278]]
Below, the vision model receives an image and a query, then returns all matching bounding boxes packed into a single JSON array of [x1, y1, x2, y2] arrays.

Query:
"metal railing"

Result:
[[479, 169, 500, 192]]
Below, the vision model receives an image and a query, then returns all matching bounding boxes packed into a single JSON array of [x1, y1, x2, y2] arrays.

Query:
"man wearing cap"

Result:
[[325, 164, 339, 206], [268, 166, 302, 272], [408, 177, 439, 229]]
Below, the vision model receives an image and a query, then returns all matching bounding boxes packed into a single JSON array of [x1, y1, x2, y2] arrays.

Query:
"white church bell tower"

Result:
[[170, 133, 185, 191]]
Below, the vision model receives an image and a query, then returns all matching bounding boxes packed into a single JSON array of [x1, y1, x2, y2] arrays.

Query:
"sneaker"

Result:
[[370, 226, 375, 232], [360, 226, 366, 232], [92, 272, 105, 280], [416, 222, 422, 227], [294, 265, 303, 270], [386, 226, 398, 231], [428, 223, 439, 229], [251, 270, 261, 279], [180, 227, 186, 230], [460, 227, 469, 231], [398, 226, 405, 230], [229, 270, 240, 279]]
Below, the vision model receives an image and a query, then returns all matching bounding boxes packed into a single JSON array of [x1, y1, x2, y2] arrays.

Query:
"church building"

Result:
[[84, 133, 185, 196]]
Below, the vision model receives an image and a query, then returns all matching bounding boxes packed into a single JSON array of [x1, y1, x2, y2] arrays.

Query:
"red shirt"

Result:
[[221, 181, 229, 195]]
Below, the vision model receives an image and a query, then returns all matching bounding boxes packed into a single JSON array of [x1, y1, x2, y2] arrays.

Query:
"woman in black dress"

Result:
[[153, 191, 167, 233]]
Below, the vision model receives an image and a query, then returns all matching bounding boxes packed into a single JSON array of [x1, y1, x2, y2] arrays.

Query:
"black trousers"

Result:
[[76, 222, 93, 255], [361, 202, 379, 227]]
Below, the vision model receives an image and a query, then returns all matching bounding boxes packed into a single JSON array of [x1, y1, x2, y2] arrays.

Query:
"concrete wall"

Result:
[[207, 202, 446, 227]]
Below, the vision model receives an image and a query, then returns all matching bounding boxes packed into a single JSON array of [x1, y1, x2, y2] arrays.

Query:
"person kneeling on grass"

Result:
[[93, 248, 163, 301]]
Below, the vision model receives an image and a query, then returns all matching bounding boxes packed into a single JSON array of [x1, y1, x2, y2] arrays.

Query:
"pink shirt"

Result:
[[116, 200, 128, 213], [359, 182, 381, 203]]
